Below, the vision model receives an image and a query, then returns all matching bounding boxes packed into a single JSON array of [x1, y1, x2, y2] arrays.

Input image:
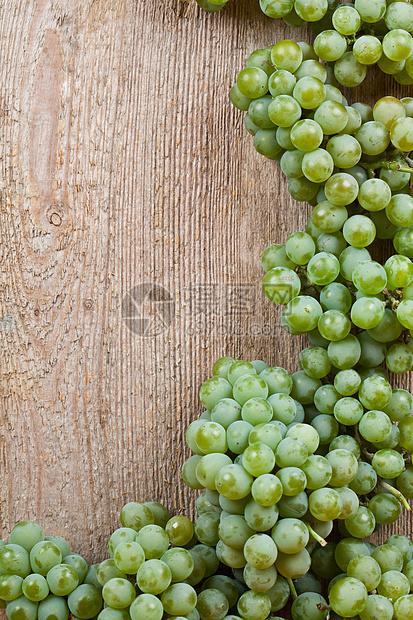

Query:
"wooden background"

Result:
[[0, 0, 412, 571]]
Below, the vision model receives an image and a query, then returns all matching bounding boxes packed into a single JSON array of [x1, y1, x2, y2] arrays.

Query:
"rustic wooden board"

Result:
[[0, 0, 412, 575]]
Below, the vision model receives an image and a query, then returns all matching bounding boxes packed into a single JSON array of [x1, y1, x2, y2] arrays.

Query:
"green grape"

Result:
[[267, 94, 302, 128], [242, 442, 276, 475], [307, 252, 340, 285], [336, 487, 359, 519], [245, 114, 260, 136], [394, 595, 413, 620], [319, 283, 352, 313], [46, 564, 79, 597], [311, 414, 339, 444], [271, 40, 303, 73], [359, 410, 392, 443], [194, 512, 220, 546], [353, 36, 383, 65], [333, 397, 363, 425], [386, 194, 413, 228], [390, 117, 413, 151], [269, 69, 297, 97], [216, 540, 246, 568], [398, 416, 413, 450], [9, 522, 44, 552], [378, 54, 406, 75], [0, 544, 31, 577], [0, 574, 23, 601], [247, 48, 274, 76], [96, 559, 127, 587], [343, 215, 376, 248], [373, 96, 406, 129], [291, 592, 328, 620], [160, 547, 194, 582], [276, 467, 307, 497], [302, 149, 334, 183], [386, 342, 413, 374], [345, 506, 376, 538], [316, 231, 347, 257], [326, 134, 362, 169], [295, 0, 328, 21], [386, 535, 413, 563], [5, 596, 39, 620], [359, 594, 394, 620], [332, 5, 361, 34], [295, 59, 327, 82], [314, 30, 347, 61], [130, 593, 164, 620], [248, 96, 276, 129], [67, 585, 103, 619], [286, 422, 319, 453], [335, 539, 370, 572], [348, 461, 377, 495], [358, 179, 392, 212], [291, 371, 322, 405], [299, 346, 331, 379], [260, 366, 292, 395], [351, 297, 384, 329], [382, 30, 413, 62], [237, 590, 271, 620], [277, 492, 308, 519], [237, 68, 269, 99], [293, 76, 326, 110], [108, 528, 138, 557], [231, 84, 253, 112], [211, 399, 241, 428], [261, 244, 297, 272], [334, 52, 367, 87], [196, 587, 229, 620], [368, 493, 402, 525], [318, 310, 351, 341], [215, 464, 253, 500], [329, 576, 368, 617], [359, 375, 392, 409], [165, 516, 194, 547], [98, 610, 130, 620], [275, 549, 311, 580], [309, 488, 343, 521], [135, 525, 169, 560], [285, 231, 315, 265], [378, 571, 410, 602], [327, 334, 361, 369], [280, 150, 305, 178], [218, 514, 254, 550], [347, 555, 382, 592], [311, 201, 348, 233], [285, 295, 323, 332], [243, 533, 278, 570], [290, 119, 323, 152], [372, 544, 404, 573], [254, 128, 283, 158], [38, 596, 69, 620], [301, 455, 332, 489], [102, 577, 136, 608], [195, 421, 227, 454], [326, 449, 358, 487], [314, 100, 348, 135], [355, 121, 390, 156], [380, 165, 410, 191], [311, 543, 340, 580], [368, 308, 403, 342], [263, 266, 301, 304], [397, 468, 413, 499], [394, 228, 413, 259], [325, 173, 359, 206]]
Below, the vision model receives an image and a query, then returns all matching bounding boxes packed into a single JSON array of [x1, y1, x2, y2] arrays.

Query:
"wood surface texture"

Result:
[[0, 0, 412, 578]]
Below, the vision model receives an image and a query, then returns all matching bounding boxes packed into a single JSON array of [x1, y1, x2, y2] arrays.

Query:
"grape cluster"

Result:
[[323, 535, 413, 619], [181, 355, 413, 618]]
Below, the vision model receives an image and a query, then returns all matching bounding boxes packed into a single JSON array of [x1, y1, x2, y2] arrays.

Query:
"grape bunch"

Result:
[[323, 535, 413, 619], [181, 355, 413, 618]]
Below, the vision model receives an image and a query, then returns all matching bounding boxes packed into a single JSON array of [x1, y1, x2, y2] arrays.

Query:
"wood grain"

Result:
[[0, 0, 412, 579]]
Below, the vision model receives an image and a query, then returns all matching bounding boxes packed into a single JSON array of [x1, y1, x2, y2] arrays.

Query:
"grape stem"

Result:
[[305, 522, 327, 546], [379, 480, 411, 511], [359, 154, 413, 177], [286, 577, 298, 600]]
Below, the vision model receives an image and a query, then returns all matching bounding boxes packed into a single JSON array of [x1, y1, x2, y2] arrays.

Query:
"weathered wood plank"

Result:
[[0, 0, 411, 576]]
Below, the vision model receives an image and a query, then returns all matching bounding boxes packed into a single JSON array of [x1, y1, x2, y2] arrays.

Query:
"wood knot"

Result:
[[34, 308, 40, 317], [49, 211, 62, 226], [83, 299, 94, 311]]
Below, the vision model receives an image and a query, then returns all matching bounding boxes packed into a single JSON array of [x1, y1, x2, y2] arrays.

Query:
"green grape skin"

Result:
[[397, 468, 413, 499], [329, 576, 368, 617], [314, 29, 347, 62], [307, 252, 340, 285], [373, 96, 406, 129], [261, 244, 297, 272], [0, 574, 23, 601], [302, 149, 334, 184], [327, 334, 361, 370], [382, 30, 413, 62], [398, 416, 413, 451], [330, 434, 360, 458], [308, 487, 343, 521], [319, 283, 352, 313], [344, 507, 376, 538], [372, 544, 404, 574], [394, 595, 413, 620], [268, 95, 302, 127], [262, 267, 301, 305], [9, 522, 44, 553], [231, 84, 253, 111], [301, 455, 332, 489], [335, 538, 370, 572], [351, 297, 384, 329], [326, 134, 362, 169], [5, 596, 39, 620], [237, 68, 269, 99], [285, 296, 323, 332], [293, 76, 326, 110], [347, 555, 382, 592], [358, 179, 392, 212], [311, 201, 348, 234], [359, 594, 394, 620], [377, 571, 410, 602], [353, 36, 383, 65], [276, 467, 307, 496], [390, 117, 413, 152], [334, 52, 367, 87], [314, 101, 348, 135], [325, 173, 359, 207], [333, 397, 363, 425], [368, 493, 402, 525], [311, 414, 339, 445], [196, 587, 229, 619], [102, 578, 136, 608], [299, 346, 331, 379], [386, 194, 413, 228]]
